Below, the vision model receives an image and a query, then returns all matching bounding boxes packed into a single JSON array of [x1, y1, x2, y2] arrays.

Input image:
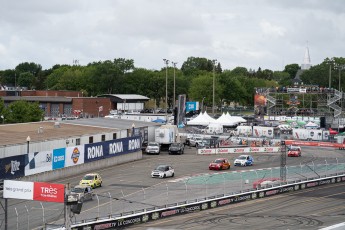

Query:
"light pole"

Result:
[[336, 64, 345, 92], [201, 97, 206, 113], [172, 61, 178, 109], [163, 59, 169, 123], [212, 59, 217, 116], [26, 136, 31, 154], [221, 99, 226, 114]]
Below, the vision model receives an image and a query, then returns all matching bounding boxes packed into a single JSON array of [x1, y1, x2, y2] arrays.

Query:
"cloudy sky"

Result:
[[0, 0, 344, 71]]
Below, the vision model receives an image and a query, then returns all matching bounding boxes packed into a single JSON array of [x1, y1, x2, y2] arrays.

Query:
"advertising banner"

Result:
[[3, 180, 34, 200], [65, 145, 84, 167], [198, 147, 281, 155], [33, 182, 65, 203], [0, 155, 26, 180], [84, 137, 141, 163], [4, 180, 65, 203], [25, 151, 53, 176], [52, 148, 65, 170], [185, 101, 198, 112]]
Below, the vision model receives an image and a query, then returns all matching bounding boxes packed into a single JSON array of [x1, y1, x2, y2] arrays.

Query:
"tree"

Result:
[[284, 64, 300, 79], [6, 100, 44, 123]]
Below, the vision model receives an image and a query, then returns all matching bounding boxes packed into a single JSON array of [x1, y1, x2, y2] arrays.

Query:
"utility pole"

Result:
[[172, 61, 178, 109], [212, 59, 217, 116], [163, 59, 169, 123], [65, 183, 71, 229]]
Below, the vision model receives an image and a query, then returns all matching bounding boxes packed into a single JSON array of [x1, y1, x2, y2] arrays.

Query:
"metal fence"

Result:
[[2, 159, 345, 230]]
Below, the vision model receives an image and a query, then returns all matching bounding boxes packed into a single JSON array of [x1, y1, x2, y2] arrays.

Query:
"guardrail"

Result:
[[66, 173, 345, 230]]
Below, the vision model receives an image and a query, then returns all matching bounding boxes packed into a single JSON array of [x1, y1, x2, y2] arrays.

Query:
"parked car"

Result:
[[151, 165, 175, 178], [145, 142, 161, 155], [234, 155, 254, 166], [70, 185, 94, 202], [209, 158, 231, 170], [169, 142, 184, 155], [189, 136, 204, 147], [79, 173, 102, 188], [288, 145, 301, 157]]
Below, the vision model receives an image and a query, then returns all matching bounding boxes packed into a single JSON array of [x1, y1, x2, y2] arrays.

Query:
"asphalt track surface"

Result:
[[2, 145, 345, 229]]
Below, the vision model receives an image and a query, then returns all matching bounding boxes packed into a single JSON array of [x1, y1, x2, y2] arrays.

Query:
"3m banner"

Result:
[[25, 151, 53, 176], [0, 155, 26, 180], [65, 145, 84, 167], [4, 180, 65, 203]]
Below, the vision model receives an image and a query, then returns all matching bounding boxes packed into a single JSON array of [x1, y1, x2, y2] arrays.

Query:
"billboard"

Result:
[[185, 101, 199, 112], [25, 151, 53, 176], [4, 180, 65, 203], [0, 155, 26, 180], [84, 137, 142, 163], [52, 148, 65, 170], [65, 145, 85, 167]]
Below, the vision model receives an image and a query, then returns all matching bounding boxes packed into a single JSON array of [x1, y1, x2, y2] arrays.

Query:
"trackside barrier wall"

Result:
[[70, 174, 345, 230], [0, 136, 142, 182], [197, 146, 281, 155]]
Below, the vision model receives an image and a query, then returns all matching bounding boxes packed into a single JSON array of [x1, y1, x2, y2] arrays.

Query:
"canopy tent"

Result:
[[152, 118, 166, 124], [187, 112, 215, 126], [304, 121, 318, 129], [277, 124, 292, 130], [212, 113, 238, 126]]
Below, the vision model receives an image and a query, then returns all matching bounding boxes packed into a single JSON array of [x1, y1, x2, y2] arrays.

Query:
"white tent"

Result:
[[212, 113, 237, 126], [187, 112, 215, 126], [225, 112, 246, 124], [305, 121, 319, 129]]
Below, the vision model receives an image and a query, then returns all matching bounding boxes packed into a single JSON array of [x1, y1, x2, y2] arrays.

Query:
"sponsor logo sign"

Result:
[[25, 151, 53, 176], [0, 155, 25, 180], [65, 145, 85, 167], [4, 180, 64, 203], [33, 182, 65, 203], [52, 148, 65, 170]]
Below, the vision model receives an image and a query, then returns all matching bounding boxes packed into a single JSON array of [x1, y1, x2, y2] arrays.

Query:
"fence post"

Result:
[[25, 205, 29, 230], [336, 158, 338, 175], [96, 194, 100, 218], [183, 180, 188, 203], [108, 192, 112, 216], [165, 183, 169, 205], [40, 202, 45, 225], [325, 159, 328, 177], [121, 190, 125, 215], [222, 173, 225, 195], [14, 207, 18, 230]]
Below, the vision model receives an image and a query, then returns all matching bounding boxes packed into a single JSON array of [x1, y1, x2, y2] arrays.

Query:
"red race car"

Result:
[[288, 146, 301, 157], [209, 158, 230, 170]]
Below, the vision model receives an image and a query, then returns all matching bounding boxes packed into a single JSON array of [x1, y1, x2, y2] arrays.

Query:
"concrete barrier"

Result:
[[22, 151, 142, 182]]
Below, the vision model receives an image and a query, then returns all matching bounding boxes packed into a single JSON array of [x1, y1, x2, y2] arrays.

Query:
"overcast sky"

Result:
[[0, 0, 344, 72]]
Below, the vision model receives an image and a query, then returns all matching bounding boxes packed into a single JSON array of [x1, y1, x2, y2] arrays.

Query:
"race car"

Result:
[[79, 173, 102, 188], [209, 158, 230, 170], [151, 165, 175, 178], [288, 146, 301, 157], [234, 155, 254, 166], [252, 177, 282, 189]]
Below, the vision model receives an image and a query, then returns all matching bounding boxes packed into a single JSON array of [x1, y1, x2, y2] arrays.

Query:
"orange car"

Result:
[[209, 158, 230, 170]]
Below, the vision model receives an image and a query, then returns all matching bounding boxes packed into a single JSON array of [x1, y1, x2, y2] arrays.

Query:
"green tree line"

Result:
[[1, 56, 345, 111]]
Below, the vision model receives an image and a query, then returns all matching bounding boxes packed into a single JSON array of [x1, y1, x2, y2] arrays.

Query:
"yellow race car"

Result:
[[79, 173, 102, 188]]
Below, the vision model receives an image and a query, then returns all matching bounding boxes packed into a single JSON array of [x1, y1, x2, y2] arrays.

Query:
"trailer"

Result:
[[252, 126, 274, 138], [292, 128, 329, 141], [234, 126, 252, 136], [155, 125, 180, 148]]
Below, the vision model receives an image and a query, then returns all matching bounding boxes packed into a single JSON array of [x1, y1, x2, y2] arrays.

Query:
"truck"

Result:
[[155, 125, 180, 148]]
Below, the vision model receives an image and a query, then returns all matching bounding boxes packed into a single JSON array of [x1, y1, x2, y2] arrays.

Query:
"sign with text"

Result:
[[4, 180, 65, 203], [33, 182, 65, 203], [52, 148, 65, 170], [25, 151, 53, 176], [0, 155, 26, 180]]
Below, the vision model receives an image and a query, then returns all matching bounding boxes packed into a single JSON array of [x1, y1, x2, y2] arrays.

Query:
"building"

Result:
[[0, 90, 149, 118]]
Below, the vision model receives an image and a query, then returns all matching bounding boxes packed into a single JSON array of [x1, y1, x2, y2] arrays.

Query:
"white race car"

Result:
[[234, 155, 254, 166], [151, 165, 174, 178]]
